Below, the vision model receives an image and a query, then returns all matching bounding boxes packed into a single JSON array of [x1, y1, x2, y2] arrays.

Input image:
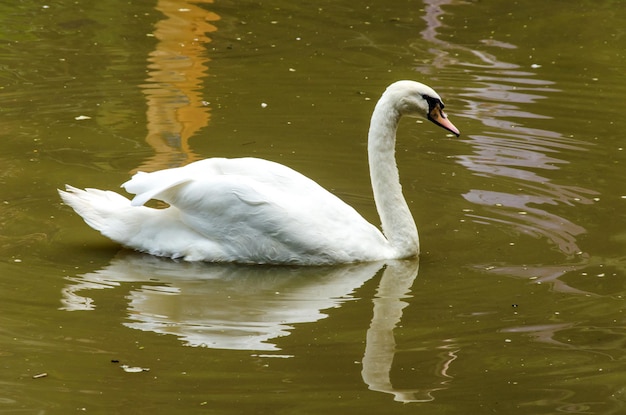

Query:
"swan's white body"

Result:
[[59, 81, 459, 265]]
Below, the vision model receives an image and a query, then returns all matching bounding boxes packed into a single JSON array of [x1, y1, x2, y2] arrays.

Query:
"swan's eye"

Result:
[[422, 95, 443, 112]]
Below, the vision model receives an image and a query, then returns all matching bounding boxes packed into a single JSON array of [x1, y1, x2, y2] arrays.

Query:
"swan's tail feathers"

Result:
[[58, 185, 142, 244], [59, 184, 213, 260]]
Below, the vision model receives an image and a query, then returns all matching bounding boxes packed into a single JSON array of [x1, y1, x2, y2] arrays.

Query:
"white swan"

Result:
[[58, 80, 459, 265]]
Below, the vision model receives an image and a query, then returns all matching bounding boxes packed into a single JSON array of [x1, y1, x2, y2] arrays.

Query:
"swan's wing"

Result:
[[122, 159, 222, 206], [122, 158, 309, 207], [168, 172, 362, 237], [168, 174, 387, 263], [121, 157, 389, 263]]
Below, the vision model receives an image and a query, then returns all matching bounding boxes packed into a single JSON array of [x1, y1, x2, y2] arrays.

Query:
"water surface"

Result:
[[1, 0, 625, 413]]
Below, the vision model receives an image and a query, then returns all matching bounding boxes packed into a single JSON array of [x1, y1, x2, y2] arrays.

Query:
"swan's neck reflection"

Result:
[[61, 253, 455, 402], [361, 260, 457, 403]]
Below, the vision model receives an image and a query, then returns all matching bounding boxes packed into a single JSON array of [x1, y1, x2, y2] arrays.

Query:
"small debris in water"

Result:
[[74, 115, 91, 121], [120, 365, 150, 373], [32, 373, 48, 379], [250, 354, 294, 359]]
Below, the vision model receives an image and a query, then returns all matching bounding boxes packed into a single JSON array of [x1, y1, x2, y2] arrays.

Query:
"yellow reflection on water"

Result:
[[137, 0, 219, 172]]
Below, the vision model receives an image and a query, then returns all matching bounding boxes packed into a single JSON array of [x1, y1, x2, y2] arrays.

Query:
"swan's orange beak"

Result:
[[428, 104, 460, 137]]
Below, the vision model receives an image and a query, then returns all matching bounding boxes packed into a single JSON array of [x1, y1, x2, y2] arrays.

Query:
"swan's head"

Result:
[[385, 80, 460, 137]]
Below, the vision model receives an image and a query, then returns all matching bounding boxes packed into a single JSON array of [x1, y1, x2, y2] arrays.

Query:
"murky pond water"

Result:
[[1, 0, 625, 413]]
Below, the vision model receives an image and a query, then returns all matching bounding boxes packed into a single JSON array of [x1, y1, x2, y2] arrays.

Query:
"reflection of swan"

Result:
[[61, 252, 384, 350], [61, 254, 450, 401], [58, 81, 459, 265]]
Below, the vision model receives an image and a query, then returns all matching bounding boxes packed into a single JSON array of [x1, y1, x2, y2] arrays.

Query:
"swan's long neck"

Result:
[[367, 95, 419, 257]]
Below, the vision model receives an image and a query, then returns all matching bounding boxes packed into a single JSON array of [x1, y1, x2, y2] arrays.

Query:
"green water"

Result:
[[1, 0, 625, 413]]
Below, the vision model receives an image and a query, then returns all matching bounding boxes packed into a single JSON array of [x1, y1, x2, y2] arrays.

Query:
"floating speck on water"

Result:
[[121, 365, 150, 373], [530, 63, 541, 68], [74, 115, 91, 121], [251, 354, 294, 359], [261, 102, 268, 108]]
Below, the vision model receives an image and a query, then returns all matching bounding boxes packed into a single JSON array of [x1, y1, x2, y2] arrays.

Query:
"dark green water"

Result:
[[1, 0, 625, 413]]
